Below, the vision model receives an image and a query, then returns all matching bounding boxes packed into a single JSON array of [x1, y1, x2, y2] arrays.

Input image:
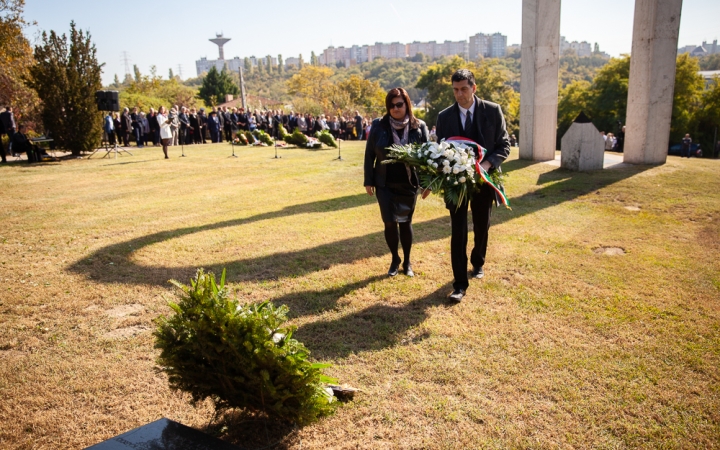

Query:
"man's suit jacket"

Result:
[[435, 96, 510, 170], [0, 111, 16, 133], [121, 113, 132, 132]]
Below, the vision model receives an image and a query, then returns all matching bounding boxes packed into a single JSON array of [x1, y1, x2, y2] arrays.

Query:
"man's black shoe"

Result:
[[403, 264, 414, 277], [471, 266, 485, 279], [388, 258, 401, 277], [448, 289, 465, 302]]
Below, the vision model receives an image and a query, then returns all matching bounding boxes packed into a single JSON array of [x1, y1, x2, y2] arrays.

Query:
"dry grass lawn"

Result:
[[0, 141, 718, 449]]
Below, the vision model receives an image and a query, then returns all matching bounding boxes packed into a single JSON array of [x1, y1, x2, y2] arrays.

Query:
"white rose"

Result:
[[432, 162, 438, 168], [459, 176, 466, 183], [442, 159, 450, 166], [454, 181, 458, 185], [452, 167, 461, 174], [426, 159, 433, 165]]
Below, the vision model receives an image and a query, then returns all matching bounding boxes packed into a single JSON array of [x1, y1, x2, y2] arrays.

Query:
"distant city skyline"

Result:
[[22, 0, 720, 85]]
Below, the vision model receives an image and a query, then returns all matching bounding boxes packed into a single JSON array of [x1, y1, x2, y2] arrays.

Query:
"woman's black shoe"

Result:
[[388, 257, 401, 277]]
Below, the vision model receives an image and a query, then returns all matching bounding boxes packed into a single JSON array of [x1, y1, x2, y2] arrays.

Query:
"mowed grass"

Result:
[[0, 141, 718, 449]]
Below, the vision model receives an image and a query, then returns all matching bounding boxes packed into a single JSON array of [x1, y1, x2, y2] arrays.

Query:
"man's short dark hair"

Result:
[[451, 69, 475, 86]]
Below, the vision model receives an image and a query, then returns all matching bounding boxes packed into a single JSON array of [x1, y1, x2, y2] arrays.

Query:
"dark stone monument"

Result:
[[85, 418, 242, 450]]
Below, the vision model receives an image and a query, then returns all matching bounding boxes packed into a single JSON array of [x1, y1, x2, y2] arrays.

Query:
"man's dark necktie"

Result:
[[464, 111, 472, 131]]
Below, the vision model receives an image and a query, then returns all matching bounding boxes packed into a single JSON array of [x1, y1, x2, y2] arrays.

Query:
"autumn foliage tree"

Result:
[[287, 66, 385, 115], [416, 56, 520, 135], [0, 0, 39, 127], [28, 22, 103, 155]]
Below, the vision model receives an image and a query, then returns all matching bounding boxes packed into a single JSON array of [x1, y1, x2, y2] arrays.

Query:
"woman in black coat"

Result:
[[364, 87, 430, 277]]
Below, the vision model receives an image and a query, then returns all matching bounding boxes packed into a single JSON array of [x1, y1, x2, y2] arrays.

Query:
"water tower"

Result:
[[209, 33, 230, 60]]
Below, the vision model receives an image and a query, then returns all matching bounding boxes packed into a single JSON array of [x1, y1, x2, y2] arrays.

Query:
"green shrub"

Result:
[[154, 269, 337, 425], [253, 129, 274, 146], [243, 130, 257, 144], [315, 130, 338, 148], [284, 128, 308, 147], [278, 124, 290, 141], [233, 132, 248, 145]]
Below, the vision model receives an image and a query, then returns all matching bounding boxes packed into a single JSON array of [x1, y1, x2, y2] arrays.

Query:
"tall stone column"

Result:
[[624, 0, 683, 165], [520, 0, 561, 161]]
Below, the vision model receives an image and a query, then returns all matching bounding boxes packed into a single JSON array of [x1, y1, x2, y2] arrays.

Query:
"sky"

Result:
[[22, 0, 720, 86]]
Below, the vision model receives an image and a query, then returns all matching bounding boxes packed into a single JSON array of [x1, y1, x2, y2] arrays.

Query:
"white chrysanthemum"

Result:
[[459, 176, 466, 183], [426, 159, 434, 165], [452, 166, 461, 174], [454, 181, 459, 185], [442, 159, 450, 166], [442, 165, 452, 174]]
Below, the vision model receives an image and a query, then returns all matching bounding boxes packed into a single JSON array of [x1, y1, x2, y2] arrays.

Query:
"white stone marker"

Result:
[[624, 0, 684, 165], [561, 112, 605, 171], [520, 0, 561, 162]]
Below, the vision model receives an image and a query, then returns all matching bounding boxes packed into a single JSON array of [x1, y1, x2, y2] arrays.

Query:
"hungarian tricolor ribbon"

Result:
[[446, 137, 510, 208]]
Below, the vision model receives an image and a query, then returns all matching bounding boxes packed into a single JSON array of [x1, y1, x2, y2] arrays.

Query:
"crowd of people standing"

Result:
[[103, 105, 378, 148]]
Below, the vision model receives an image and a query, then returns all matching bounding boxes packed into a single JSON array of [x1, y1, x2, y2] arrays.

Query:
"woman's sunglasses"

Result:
[[390, 102, 405, 109]]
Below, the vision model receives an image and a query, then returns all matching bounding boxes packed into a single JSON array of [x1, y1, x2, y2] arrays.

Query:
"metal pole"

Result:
[[273, 137, 281, 159], [336, 137, 343, 161], [239, 67, 247, 111]]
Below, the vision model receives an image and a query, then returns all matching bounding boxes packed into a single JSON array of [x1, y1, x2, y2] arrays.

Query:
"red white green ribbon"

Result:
[[447, 137, 510, 208]]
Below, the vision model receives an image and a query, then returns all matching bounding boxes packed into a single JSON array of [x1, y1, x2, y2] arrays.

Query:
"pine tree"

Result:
[[244, 57, 252, 74], [169, 68, 174, 79], [28, 21, 103, 155], [278, 54, 283, 74], [133, 64, 141, 83], [113, 74, 120, 86], [257, 58, 264, 74], [198, 65, 239, 106], [298, 53, 304, 69], [310, 51, 318, 66], [266, 55, 273, 74]]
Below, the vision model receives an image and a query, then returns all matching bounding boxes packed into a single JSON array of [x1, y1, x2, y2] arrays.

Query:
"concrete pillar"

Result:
[[520, 0, 561, 161], [624, 0, 683, 165]]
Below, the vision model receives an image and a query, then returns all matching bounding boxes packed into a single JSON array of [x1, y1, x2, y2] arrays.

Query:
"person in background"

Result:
[[223, 107, 233, 142], [140, 112, 150, 146], [169, 106, 179, 146], [156, 106, 172, 159], [147, 108, 159, 146], [681, 133, 692, 158], [197, 108, 207, 144], [130, 107, 144, 147], [11, 124, 42, 162], [178, 106, 190, 145], [605, 132, 615, 151], [364, 87, 430, 278], [207, 109, 220, 143], [354, 110, 363, 140], [0, 106, 16, 162], [297, 113, 307, 135], [113, 112, 122, 146], [328, 116, 340, 139], [189, 108, 201, 144], [104, 112, 116, 146], [120, 108, 132, 147]]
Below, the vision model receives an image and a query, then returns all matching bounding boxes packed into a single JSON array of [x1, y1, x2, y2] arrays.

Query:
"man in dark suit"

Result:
[[435, 69, 510, 302], [120, 108, 132, 147], [178, 107, 191, 145], [1, 106, 17, 162], [223, 107, 233, 142]]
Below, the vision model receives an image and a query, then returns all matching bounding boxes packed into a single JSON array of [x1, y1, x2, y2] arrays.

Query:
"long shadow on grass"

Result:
[[293, 282, 453, 360], [67, 163, 650, 287]]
